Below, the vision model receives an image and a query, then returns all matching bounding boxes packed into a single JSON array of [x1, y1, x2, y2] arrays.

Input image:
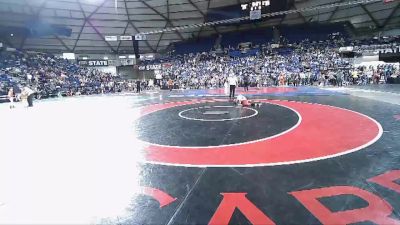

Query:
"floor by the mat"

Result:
[[0, 86, 399, 225]]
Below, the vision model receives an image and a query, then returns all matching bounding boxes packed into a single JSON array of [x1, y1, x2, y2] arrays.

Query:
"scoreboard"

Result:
[[241, 1, 271, 11], [206, 0, 291, 23], [241, 1, 271, 20]]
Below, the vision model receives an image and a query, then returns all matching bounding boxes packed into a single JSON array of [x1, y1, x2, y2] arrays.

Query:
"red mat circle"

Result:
[[137, 99, 382, 167]]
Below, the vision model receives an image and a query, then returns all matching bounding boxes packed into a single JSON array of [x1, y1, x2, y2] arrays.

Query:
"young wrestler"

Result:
[[234, 94, 262, 107]]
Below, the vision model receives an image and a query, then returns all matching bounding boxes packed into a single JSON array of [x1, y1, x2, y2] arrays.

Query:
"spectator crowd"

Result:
[[160, 36, 400, 89], [1, 35, 400, 104], [0, 50, 139, 102]]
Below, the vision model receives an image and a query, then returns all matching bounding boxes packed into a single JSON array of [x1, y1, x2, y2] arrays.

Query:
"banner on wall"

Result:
[[120, 35, 133, 41], [135, 34, 147, 40], [105, 36, 118, 41], [78, 60, 109, 67], [339, 46, 354, 53], [138, 64, 162, 70], [120, 59, 135, 66], [163, 63, 172, 68], [108, 60, 117, 66], [375, 47, 400, 54]]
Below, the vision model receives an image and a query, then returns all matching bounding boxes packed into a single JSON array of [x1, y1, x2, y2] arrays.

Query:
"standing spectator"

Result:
[[8, 87, 15, 109], [168, 78, 174, 91], [136, 80, 141, 93], [373, 70, 380, 84], [27, 73, 32, 84], [337, 71, 344, 86], [300, 71, 306, 85], [293, 73, 300, 87], [279, 73, 285, 86], [224, 80, 229, 95], [243, 74, 249, 91], [352, 70, 358, 84]]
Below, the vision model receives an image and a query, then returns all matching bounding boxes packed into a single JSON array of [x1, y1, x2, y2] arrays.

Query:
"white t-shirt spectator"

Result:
[[367, 70, 373, 78]]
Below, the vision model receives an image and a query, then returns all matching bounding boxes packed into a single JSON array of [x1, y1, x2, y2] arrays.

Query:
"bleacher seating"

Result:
[[171, 23, 350, 55], [228, 48, 261, 57], [174, 36, 217, 55], [0, 50, 133, 101], [221, 28, 274, 49], [280, 22, 349, 42]]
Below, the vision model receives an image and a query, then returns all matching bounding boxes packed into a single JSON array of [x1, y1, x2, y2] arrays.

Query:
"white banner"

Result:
[[120, 59, 135, 66], [78, 60, 108, 67], [339, 46, 354, 53], [271, 44, 280, 49], [105, 36, 118, 41], [135, 34, 147, 40], [62, 52, 75, 60], [120, 35, 132, 41], [138, 64, 161, 71]]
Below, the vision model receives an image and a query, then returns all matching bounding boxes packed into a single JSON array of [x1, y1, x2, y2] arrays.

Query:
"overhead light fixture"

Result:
[[119, 56, 126, 59], [104, 56, 109, 60], [128, 55, 135, 59]]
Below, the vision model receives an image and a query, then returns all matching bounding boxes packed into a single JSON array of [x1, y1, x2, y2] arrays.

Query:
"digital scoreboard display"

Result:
[[241, 1, 271, 20], [241, 1, 271, 12], [206, 0, 291, 23]]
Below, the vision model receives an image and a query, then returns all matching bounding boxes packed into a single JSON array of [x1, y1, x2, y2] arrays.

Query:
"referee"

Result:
[[228, 73, 238, 99]]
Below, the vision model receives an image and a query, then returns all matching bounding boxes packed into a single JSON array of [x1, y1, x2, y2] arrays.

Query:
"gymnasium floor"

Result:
[[0, 86, 399, 225]]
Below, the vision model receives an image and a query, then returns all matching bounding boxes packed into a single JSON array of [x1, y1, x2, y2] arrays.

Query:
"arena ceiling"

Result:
[[0, 0, 399, 54]]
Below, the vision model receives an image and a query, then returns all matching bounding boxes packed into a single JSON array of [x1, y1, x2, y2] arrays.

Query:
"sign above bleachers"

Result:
[[339, 46, 354, 53], [78, 60, 109, 67], [105, 36, 118, 42], [62, 52, 75, 60], [120, 36, 133, 41], [135, 34, 147, 41], [138, 64, 161, 71]]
